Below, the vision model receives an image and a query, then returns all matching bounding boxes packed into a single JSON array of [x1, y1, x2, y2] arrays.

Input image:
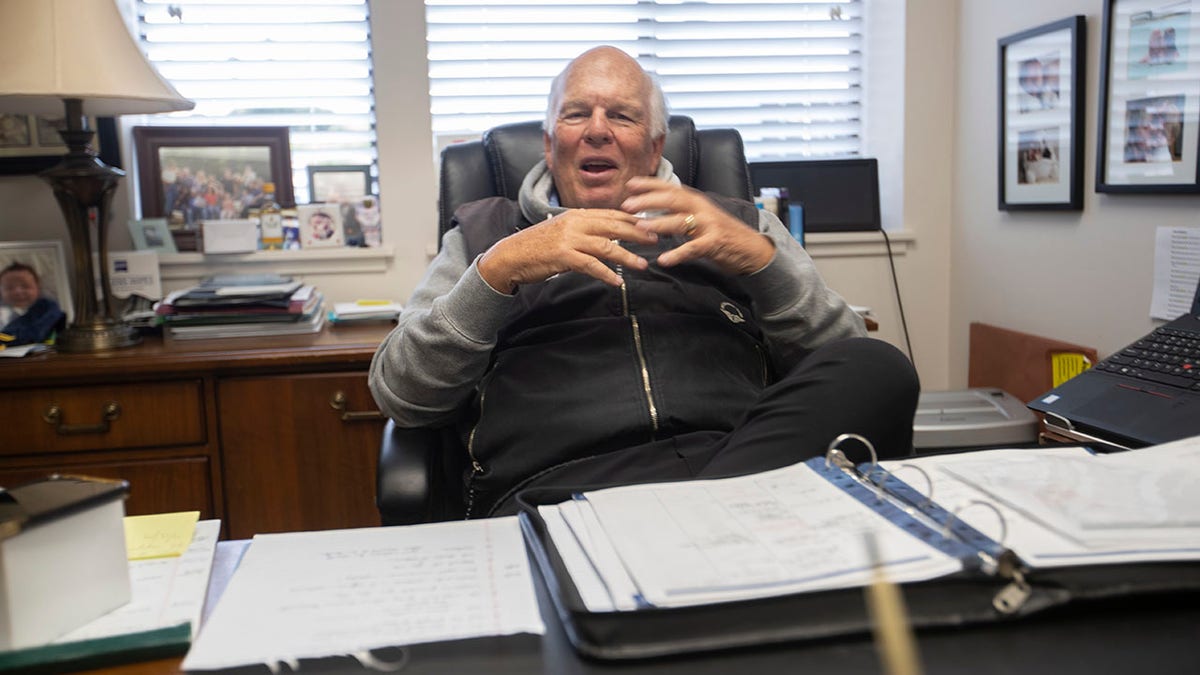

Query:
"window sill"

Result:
[[804, 230, 913, 258], [158, 245, 395, 281]]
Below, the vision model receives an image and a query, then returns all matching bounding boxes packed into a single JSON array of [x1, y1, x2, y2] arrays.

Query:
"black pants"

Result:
[[495, 337, 920, 516]]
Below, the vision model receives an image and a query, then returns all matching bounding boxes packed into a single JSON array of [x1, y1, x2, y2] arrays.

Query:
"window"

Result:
[[425, 0, 864, 160], [135, 0, 378, 205]]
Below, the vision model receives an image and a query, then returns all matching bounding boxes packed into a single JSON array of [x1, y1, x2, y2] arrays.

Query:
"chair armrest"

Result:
[[376, 419, 444, 526]]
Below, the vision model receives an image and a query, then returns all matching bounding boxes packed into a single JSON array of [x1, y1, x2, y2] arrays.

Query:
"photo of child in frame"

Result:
[[0, 261, 66, 346], [297, 203, 345, 248]]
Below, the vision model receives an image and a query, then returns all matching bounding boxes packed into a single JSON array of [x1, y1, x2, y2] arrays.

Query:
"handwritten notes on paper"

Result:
[[880, 438, 1200, 568], [181, 518, 545, 672], [547, 463, 962, 611], [124, 511, 200, 560]]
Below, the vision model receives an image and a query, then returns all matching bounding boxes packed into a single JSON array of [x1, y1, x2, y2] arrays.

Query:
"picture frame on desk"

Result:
[[998, 16, 1086, 210], [1096, 0, 1200, 193], [132, 126, 294, 226], [306, 164, 372, 203], [0, 240, 74, 324]]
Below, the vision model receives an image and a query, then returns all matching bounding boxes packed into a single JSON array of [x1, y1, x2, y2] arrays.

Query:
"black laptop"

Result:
[[1027, 277, 1200, 449]]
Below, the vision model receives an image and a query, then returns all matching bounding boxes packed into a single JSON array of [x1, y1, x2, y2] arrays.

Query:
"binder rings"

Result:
[[516, 436, 1200, 661]]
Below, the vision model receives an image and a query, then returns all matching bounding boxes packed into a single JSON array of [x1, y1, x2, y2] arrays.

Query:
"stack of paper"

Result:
[[881, 438, 1200, 568], [156, 274, 326, 339], [328, 300, 402, 324], [541, 463, 964, 612]]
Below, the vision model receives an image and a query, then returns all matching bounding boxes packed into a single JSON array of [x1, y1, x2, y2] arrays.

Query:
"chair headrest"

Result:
[[483, 115, 699, 199]]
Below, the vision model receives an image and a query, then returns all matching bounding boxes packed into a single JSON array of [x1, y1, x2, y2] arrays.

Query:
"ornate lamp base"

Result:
[[56, 321, 141, 353]]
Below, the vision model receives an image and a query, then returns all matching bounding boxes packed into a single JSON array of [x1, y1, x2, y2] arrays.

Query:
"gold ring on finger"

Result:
[[683, 213, 697, 235]]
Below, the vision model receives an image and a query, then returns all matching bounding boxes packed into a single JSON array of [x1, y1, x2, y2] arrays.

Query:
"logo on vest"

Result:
[[720, 302, 746, 324]]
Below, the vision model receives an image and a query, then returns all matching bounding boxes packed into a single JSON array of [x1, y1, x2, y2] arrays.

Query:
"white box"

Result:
[[0, 476, 131, 650], [201, 219, 258, 254]]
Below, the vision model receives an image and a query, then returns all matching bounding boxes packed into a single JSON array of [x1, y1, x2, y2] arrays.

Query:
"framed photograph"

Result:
[[133, 126, 294, 225], [297, 203, 346, 248], [127, 218, 178, 254], [1097, 0, 1200, 192], [307, 164, 371, 202], [0, 116, 120, 176], [0, 240, 74, 324], [998, 16, 1086, 210]]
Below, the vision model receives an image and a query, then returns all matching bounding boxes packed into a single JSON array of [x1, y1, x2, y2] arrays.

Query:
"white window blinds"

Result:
[[425, 0, 864, 160], [136, 0, 377, 204]]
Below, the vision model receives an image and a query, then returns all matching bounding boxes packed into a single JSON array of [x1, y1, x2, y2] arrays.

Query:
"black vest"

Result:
[[452, 195, 773, 516]]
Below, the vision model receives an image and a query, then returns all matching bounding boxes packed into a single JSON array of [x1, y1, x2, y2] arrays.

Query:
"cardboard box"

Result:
[[201, 219, 258, 254], [0, 476, 131, 650]]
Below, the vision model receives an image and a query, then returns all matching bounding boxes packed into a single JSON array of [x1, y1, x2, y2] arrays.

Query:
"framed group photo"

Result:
[[1097, 0, 1200, 192], [133, 126, 294, 226], [998, 16, 1086, 210]]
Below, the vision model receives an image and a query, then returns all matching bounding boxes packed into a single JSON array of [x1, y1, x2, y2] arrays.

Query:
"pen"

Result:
[[864, 531, 923, 675]]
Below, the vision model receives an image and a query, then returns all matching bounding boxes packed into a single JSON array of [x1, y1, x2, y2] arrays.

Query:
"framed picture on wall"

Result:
[[1097, 0, 1200, 193], [0, 116, 120, 176], [132, 126, 294, 226], [998, 16, 1086, 210]]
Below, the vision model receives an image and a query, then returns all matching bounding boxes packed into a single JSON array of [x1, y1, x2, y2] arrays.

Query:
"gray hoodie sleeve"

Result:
[[369, 228, 516, 427], [739, 209, 867, 374]]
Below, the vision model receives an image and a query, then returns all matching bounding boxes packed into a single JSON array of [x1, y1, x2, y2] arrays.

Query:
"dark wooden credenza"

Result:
[[0, 323, 395, 540]]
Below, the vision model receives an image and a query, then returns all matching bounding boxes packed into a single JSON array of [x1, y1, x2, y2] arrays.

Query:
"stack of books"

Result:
[[157, 275, 325, 340]]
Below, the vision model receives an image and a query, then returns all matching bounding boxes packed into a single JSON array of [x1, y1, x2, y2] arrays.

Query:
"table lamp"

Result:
[[0, 0, 193, 352]]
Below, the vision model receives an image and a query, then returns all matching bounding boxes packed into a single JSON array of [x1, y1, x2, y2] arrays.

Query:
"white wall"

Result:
[[951, 1, 1200, 386]]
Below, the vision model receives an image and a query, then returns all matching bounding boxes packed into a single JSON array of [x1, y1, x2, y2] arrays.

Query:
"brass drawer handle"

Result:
[[43, 401, 122, 435], [329, 391, 383, 422]]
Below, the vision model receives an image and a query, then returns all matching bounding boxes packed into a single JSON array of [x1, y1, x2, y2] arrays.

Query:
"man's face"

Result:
[[544, 52, 665, 209], [0, 270, 39, 310]]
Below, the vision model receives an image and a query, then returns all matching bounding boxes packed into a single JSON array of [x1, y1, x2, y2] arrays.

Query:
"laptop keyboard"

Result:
[[1095, 326, 1200, 391]]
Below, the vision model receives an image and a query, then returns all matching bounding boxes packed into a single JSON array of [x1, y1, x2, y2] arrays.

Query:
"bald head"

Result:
[[545, 47, 668, 141]]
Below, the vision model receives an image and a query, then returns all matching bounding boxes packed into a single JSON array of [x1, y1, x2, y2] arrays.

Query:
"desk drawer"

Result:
[[0, 457, 214, 518], [2, 380, 206, 454]]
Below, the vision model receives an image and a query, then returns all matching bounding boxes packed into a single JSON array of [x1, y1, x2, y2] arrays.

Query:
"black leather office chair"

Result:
[[376, 115, 754, 525]]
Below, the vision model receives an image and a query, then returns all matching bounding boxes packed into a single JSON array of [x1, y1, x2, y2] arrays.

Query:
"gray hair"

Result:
[[543, 57, 669, 141]]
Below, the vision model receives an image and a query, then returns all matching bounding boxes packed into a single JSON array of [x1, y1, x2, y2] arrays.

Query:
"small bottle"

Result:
[[259, 182, 284, 250]]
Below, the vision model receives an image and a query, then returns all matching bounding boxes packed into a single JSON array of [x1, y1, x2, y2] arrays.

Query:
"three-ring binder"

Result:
[[514, 435, 1200, 661]]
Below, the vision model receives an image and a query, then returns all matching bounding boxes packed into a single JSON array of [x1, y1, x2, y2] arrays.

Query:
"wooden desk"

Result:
[[0, 323, 394, 539]]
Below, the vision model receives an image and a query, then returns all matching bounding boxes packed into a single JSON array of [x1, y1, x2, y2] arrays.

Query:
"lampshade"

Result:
[[0, 0, 193, 116]]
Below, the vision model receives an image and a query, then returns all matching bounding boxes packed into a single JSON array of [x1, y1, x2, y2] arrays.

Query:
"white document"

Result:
[[569, 463, 962, 609], [182, 518, 545, 672], [94, 250, 163, 301], [882, 439, 1200, 567], [54, 519, 220, 642], [1150, 226, 1200, 320]]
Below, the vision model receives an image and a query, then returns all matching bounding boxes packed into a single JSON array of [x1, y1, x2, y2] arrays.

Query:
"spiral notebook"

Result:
[[516, 435, 1200, 660]]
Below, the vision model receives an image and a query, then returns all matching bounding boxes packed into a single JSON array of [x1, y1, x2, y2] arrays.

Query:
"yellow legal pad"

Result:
[[124, 511, 200, 560]]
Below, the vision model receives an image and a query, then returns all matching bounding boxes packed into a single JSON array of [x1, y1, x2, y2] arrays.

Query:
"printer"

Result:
[[913, 388, 1039, 452]]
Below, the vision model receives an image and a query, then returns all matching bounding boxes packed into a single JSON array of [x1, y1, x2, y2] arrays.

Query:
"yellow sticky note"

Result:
[[124, 511, 200, 560], [1052, 352, 1092, 388]]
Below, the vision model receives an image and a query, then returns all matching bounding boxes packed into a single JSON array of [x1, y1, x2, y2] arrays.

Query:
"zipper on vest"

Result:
[[619, 271, 659, 434], [464, 383, 488, 519]]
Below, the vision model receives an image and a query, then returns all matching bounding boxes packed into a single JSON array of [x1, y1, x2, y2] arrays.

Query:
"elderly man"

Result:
[[370, 46, 918, 518]]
